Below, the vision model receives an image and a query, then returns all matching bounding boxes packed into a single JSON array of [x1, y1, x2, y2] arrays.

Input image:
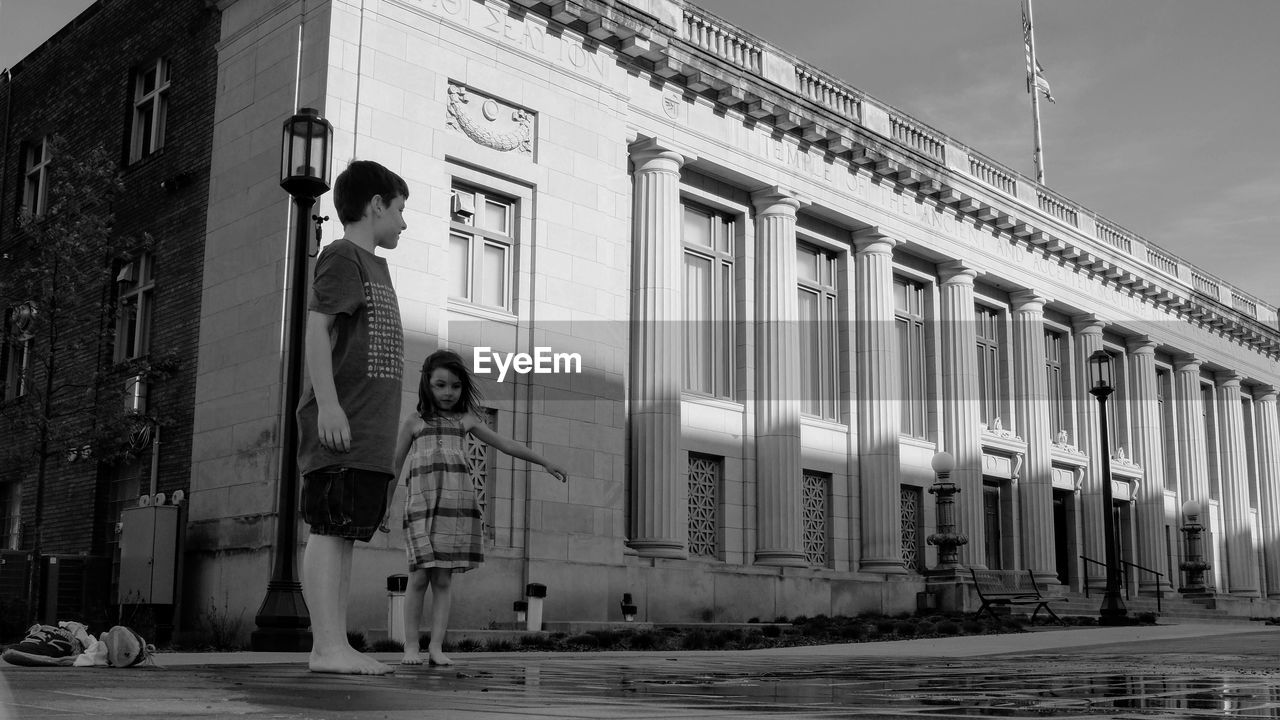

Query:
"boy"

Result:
[[296, 160, 408, 674]]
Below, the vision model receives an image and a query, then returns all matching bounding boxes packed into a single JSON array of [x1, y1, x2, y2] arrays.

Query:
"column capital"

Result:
[[1173, 354, 1203, 373], [1071, 313, 1105, 336], [1252, 385, 1278, 403], [1010, 289, 1048, 313], [1215, 370, 1244, 389], [852, 227, 900, 255], [938, 260, 977, 285], [628, 137, 686, 171], [750, 186, 805, 215], [1125, 335, 1158, 355]]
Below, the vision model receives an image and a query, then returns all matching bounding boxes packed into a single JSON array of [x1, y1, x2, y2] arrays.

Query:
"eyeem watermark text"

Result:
[[473, 347, 582, 382]]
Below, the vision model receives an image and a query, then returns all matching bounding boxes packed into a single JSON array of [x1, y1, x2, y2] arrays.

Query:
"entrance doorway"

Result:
[[1052, 490, 1072, 585], [983, 483, 1002, 569]]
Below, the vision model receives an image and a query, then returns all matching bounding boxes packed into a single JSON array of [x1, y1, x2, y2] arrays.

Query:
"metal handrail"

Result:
[[1079, 555, 1164, 613], [1119, 559, 1163, 613]]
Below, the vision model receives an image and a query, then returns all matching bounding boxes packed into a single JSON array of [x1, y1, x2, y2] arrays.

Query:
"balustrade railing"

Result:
[[1145, 247, 1178, 277], [1232, 292, 1258, 318], [1096, 221, 1133, 254], [967, 154, 1016, 195], [890, 114, 944, 162], [1037, 191, 1079, 227], [1192, 271, 1221, 300], [795, 66, 860, 121], [682, 9, 762, 72]]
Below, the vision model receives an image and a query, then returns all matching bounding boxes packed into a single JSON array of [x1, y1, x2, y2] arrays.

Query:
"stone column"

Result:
[[1011, 291, 1055, 584], [752, 188, 806, 566], [1173, 356, 1211, 592], [1126, 336, 1171, 593], [853, 229, 906, 574], [1215, 372, 1260, 596], [1174, 357, 1211, 505], [1072, 315, 1106, 589], [626, 139, 686, 558], [1252, 388, 1280, 598], [938, 261, 984, 569]]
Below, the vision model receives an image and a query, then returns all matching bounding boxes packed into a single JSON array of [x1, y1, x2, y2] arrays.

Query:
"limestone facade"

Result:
[[188, 0, 1280, 632]]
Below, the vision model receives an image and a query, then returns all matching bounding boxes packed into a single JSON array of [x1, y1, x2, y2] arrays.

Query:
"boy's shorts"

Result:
[[300, 467, 393, 542]]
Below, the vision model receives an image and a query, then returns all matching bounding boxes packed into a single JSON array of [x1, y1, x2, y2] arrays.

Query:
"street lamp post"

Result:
[[1087, 349, 1128, 625], [927, 451, 967, 570], [251, 107, 333, 651], [1178, 499, 1210, 593]]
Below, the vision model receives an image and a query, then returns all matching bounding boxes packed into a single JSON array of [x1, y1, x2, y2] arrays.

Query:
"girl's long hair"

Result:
[[417, 349, 484, 420]]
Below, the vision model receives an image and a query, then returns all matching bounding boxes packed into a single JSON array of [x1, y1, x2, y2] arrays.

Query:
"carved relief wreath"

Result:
[[447, 85, 532, 155]]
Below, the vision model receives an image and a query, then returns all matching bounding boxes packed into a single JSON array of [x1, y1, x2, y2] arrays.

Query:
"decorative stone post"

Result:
[[927, 451, 967, 570], [752, 188, 806, 567], [626, 138, 686, 559], [1178, 500, 1210, 594], [853, 228, 906, 574]]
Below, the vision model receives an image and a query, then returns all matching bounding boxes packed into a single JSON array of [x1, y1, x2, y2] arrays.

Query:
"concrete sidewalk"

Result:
[[3, 621, 1278, 720], [148, 620, 1280, 665]]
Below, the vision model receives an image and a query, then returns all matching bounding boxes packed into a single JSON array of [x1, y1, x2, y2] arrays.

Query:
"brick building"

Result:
[[0, 0, 219, 625]]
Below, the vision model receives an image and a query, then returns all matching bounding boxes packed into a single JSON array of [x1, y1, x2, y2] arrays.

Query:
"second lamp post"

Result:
[[1087, 349, 1128, 625]]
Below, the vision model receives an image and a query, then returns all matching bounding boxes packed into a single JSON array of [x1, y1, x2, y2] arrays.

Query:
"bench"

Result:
[[969, 568, 1067, 625]]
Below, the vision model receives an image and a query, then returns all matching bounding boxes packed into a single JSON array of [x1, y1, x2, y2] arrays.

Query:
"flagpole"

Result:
[[1024, 0, 1046, 184]]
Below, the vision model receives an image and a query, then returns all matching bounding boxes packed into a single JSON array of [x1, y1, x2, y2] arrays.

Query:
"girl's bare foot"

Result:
[[400, 649, 424, 665], [427, 648, 453, 666], [309, 646, 394, 675]]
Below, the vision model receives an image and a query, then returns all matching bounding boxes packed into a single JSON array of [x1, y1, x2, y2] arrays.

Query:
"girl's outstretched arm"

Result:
[[462, 413, 568, 482]]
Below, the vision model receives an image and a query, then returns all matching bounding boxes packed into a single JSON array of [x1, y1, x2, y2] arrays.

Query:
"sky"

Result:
[[3, 0, 1277, 306]]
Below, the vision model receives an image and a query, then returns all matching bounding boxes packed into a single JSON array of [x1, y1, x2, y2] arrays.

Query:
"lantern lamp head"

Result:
[[280, 107, 333, 199], [1088, 350, 1114, 395]]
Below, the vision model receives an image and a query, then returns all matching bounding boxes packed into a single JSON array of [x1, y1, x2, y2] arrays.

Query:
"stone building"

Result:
[[6, 0, 1280, 639]]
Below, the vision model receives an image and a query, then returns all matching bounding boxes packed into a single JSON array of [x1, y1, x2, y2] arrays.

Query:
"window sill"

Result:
[[447, 298, 517, 325], [681, 392, 745, 413]]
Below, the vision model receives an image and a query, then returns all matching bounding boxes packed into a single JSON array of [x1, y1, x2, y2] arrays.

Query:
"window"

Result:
[[449, 184, 514, 311], [687, 453, 721, 558], [0, 482, 19, 550], [975, 305, 1002, 426], [1203, 383, 1220, 501], [682, 202, 734, 398], [22, 137, 51, 217], [797, 243, 839, 419], [894, 277, 927, 438], [802, 471, 830, 567], [1045, 330, 1068, 439], [1158, 369, 1178, 491], [3, 305, 34, 401], [901, 485, 923, 572], [130, 58, 170, 163], [114, 252, 154, 362]]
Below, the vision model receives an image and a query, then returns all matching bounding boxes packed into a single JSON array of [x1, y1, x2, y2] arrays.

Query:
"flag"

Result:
[[1022, 6, 1056, 103]]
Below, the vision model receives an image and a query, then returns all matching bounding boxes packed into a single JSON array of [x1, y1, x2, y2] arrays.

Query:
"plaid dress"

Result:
[[403, 414, 484, 571]]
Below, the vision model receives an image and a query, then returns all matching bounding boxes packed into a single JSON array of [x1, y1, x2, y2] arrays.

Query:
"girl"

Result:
[[393, 349, 567, 666]]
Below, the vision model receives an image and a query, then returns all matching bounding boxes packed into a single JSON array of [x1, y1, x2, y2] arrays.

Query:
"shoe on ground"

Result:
[[2, 624, 83, 667]]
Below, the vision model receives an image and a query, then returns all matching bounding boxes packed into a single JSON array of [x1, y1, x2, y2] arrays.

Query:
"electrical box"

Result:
[[117, 504, 179, 604]]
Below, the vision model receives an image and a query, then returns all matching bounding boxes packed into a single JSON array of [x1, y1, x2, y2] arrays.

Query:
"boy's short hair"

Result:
[[333, 160, 410, 225]]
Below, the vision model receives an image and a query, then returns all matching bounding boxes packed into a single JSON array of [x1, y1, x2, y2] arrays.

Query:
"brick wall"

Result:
[[0, 0, 219, 562]]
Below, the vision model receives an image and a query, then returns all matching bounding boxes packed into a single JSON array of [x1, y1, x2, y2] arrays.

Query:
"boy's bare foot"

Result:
[[309, 646, 394, 675], [427, 649, 453, 666], [400, 650, 424, 665]]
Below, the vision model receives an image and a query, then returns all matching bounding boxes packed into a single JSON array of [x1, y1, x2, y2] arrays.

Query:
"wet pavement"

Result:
[[2, 623, 1278, 719]]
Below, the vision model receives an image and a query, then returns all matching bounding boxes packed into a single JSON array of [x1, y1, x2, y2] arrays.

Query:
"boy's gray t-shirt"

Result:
[[296, 238, 404, 477]]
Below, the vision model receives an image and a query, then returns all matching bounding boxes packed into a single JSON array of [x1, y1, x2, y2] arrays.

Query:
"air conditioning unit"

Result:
[[451, 192, 475, 219], [124, 375, 148, 414]]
